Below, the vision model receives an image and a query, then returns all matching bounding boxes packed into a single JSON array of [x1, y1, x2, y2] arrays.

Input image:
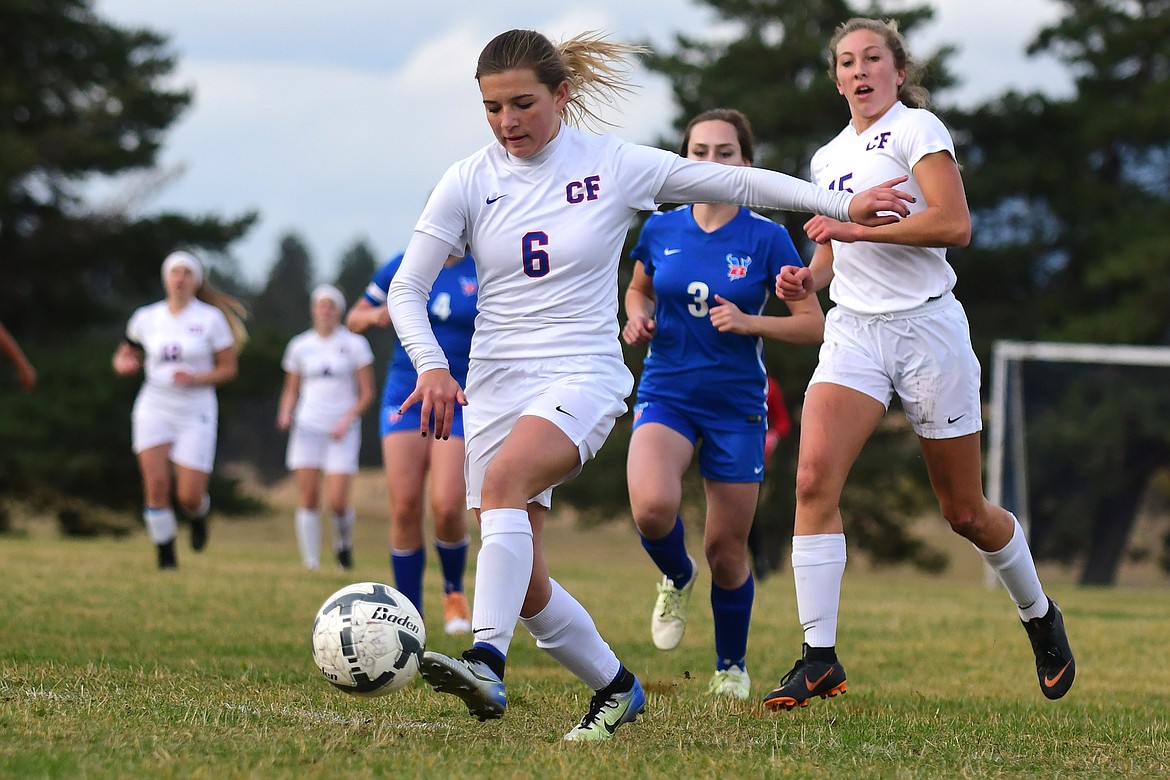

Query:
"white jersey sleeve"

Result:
[[656, 157, 854, 221]]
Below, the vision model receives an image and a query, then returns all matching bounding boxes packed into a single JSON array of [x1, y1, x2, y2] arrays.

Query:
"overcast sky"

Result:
[[94, 0, 1072, 286]]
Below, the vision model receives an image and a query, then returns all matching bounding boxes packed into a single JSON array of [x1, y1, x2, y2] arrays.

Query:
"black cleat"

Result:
[[1022, 597, 1075, 700], [336, 547, 353, 570], [763, 644, 847, 711], [190, 516, 208, 552], [157, 540, 177, 569]]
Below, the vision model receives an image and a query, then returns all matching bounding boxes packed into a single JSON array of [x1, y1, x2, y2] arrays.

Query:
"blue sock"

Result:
[[711, 573, 754, 671], [640, 515, 693, 587], [391, 547, 426, 619], [434, 537, 469, 594]]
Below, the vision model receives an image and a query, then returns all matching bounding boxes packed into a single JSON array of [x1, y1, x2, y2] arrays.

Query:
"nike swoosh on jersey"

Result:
[[485, 194, 508, 204], [555, 405, 576, 418], [663, 248, 682, 255]]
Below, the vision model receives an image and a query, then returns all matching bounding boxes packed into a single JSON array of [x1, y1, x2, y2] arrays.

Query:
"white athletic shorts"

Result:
[[131, 393, 218, 473], [285, 423, 361, 474], [809, 292, 983, 440], [463, 354, 634, 509]]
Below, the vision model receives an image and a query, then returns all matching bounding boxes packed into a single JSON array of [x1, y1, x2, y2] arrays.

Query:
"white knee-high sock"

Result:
[[295, 508, 321, 569], [331, 508, 355, 551], [978, 515, 1048, 620], [471, 508, 533, 657], [143, 507, 177, 545], [519, 578, 620, 691], [792, 534, 847, 648]]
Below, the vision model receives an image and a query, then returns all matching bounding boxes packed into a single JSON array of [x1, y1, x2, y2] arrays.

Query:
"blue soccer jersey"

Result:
[[365, 253, 477, 416], [631, 206, 803, 421]]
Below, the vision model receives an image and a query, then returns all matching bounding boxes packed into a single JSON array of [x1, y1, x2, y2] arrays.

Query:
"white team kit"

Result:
[[126, 299, 235, 472], [281, 327, 374, 474], [809, 101, 981, 439], [391, 123, 857, 506]]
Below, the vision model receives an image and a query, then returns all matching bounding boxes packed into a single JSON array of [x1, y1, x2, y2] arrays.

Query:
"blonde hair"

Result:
[[828, 18, 929, 109], [475, 29, 647, 129]]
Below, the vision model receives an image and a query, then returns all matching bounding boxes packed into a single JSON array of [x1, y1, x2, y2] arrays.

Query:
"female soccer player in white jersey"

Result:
[[623, 109, 824, 701], [763, 17, 1075, 711], [386, 28, 914, 741], [112, 250, 247, 569], [277, 284, 375, 571]]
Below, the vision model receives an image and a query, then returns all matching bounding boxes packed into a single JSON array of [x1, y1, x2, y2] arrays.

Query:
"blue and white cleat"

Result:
[[563, 675, 646, 741], [419, 650, 507, 721]]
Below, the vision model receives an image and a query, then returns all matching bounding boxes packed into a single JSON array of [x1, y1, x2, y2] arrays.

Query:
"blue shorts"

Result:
[[380, 374, 466, 438], [631, 399, 765, 483]]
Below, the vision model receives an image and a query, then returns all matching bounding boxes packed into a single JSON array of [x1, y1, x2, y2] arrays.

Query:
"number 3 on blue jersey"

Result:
[[523, 231, 550, 278], [687, 281, 710, 317]]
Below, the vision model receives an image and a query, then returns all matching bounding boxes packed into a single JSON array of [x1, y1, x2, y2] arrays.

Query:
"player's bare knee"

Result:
[[703, 540, 746, 586], [942, 505, 981, 540], [794, 462, 836, 507], [630, 495, 678, 536], [480, 465, 529, 508]]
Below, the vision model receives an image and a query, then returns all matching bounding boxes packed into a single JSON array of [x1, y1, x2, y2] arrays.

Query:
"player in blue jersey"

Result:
[[623, 109, 825, 701], [346, 252, 477, 635]]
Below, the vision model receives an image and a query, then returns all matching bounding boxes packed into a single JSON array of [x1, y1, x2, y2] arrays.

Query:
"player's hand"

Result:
[[112, 347, 141, 376], [173, 370, 194, 387], [709, 295, 750, 334], [776, 265, 814, 301], [622, 314, 656, 346], [276, 410, 292, 432], [804, 215, 864, 244], [847, 176, 913, 226], [398, 368, 466, 440]]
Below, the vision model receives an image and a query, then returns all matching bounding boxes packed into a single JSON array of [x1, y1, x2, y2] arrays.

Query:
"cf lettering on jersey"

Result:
[[865, 131, 892, 151], [565, 175, 601, 204]]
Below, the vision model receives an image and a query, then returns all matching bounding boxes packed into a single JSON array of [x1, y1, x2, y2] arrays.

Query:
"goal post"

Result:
[[985, 340, 1170, 584]]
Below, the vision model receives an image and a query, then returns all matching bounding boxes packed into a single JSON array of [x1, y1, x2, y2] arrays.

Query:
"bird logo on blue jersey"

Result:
[[459, 276, 478, 296], [725, 254, 752, 281]]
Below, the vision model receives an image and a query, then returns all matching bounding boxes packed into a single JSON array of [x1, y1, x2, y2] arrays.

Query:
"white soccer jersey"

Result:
[[811, 101, 958, 314], [415, 125, 676, 361], [281, 327, 374, 434], [390, 123, 855, 374], [126, 299, 234, 413]]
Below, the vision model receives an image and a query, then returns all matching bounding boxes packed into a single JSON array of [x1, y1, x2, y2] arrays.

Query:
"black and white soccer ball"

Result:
[[311, 582, 426, 697]]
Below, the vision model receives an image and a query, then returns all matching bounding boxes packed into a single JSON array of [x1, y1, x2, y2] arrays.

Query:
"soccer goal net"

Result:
[[986, 340, 1170, 584]]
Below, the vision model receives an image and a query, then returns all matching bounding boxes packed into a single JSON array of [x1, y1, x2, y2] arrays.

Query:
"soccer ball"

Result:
[[311, 582, 426, 697]]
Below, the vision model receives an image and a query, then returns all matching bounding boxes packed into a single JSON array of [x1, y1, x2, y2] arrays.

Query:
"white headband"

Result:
[[161, 251, 204, 288], [310, 284, 345, 311]]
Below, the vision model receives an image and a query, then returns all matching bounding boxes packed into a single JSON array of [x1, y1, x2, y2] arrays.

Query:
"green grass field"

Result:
[[3, 481, 1168, 778]]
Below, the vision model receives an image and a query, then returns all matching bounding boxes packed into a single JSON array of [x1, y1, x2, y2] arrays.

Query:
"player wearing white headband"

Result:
[[278, 284, 375, 571], [113, 250, 248, 569]]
